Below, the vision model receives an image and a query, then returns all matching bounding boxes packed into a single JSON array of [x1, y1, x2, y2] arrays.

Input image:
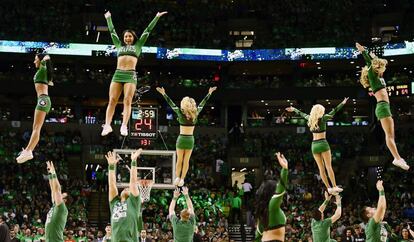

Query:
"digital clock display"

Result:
[[130, 107, 158, 139], [386, 84, 409, 96]]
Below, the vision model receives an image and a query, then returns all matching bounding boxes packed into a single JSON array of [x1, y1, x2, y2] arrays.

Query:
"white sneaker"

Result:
[[178, 179, 185, 187], [174, 177, 180, 186], [392, 158, 410, 170], [120, 125, 128, 136], [327, 187, 339, 195], [16, 149, 33, 164], [331, 186, 343, 193], [48, 81, 54, 86], [101, 124, 113, 136]]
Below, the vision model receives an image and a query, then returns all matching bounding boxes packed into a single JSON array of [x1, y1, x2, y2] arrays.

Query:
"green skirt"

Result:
[[375, 101, 392, 120], [176, 135, 195, 150], [112, 69, 137, 84], [311, 139, 330, 154]]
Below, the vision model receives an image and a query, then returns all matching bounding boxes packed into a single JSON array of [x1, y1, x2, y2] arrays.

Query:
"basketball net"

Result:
[[138, 179, 154, 202]]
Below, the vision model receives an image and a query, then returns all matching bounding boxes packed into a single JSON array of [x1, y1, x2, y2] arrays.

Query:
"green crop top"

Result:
[[162, 93, 211, 126], [106, 15, 160, 58], [256, 168, 288, 240], [33, 60, 48, 84], [293, 103, 344, 133], [362, 50, 387, 93]]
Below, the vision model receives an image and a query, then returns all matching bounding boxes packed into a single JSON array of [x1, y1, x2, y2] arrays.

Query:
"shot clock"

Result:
[[130, 107, 158, 140]]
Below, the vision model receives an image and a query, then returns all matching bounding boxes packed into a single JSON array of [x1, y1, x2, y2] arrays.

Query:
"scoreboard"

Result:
[[130, 107, 158, 140], [386, 84, 409, 97], [369, 84, 410, 97]]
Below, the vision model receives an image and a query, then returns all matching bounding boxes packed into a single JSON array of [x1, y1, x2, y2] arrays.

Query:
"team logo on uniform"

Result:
[[112, 202, 128, 221], [38, 99, 47, 107]]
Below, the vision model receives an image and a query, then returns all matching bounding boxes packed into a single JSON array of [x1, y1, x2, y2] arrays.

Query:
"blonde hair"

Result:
[[180, 97, 197, 122], [180, 209, 190, 221], [360, 56, 388, 88], [308, 104, 325, 131]]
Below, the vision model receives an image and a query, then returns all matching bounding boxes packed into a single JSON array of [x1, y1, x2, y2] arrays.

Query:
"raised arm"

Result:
[[325, 98, 348, 118], [46, 161, 64, 206], [267, 153, 288, 224], [318, 191, 332, 213], [275, 153, 288, 194], [156, 87, 179, 113], [373, 180, 386, 223], [356, 42, 372, 65], [182, 187, 194, 215], [47, 167, 55, 203], [330, 195, 342, 223], [197, 87, 216, 114], [408, 224, 414, 238], [129, 149, 143, 197], [106, 151, 119, 202], [286, 106, 309, 120], [135, 12, 167, 49], [105, 11, 122, 49], [169, 189, 181, 216]]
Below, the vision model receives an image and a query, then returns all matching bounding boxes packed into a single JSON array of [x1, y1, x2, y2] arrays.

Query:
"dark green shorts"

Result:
[[36, 95, 51, 113], [176, 135, 194, 150], [111, 69, 137, 84], [311, 139, 330, 154], [375, 101, 392, 120]]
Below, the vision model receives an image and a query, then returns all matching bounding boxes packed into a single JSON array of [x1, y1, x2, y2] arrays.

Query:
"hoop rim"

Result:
[[138, 179, 154, 187]]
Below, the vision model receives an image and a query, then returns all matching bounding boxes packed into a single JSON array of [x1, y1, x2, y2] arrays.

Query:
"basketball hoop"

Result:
[[138, 179, 154, 202]]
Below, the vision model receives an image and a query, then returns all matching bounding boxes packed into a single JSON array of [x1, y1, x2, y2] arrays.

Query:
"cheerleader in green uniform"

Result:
[[156, 86, 217, 186], [286, 97, 348, 194], [102, 10, 167, 137], [16, 54, 54, 163], [255, 152, 288, 242], [356, 42, 409, 170]]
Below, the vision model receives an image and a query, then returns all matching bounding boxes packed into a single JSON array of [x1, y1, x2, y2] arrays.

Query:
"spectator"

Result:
[[242, 180, 253, 203], [0, 216, 11, 242], [353, 224, 365, 242], [230, 193, 242, 224]]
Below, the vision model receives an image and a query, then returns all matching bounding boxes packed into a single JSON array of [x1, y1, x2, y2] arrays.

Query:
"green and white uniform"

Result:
[[293, 102, 344, 154], [362, 50, 392, 120], [255, 168, 288, 241], [169, 214, 196, 242], [110, 194, 141, 242], [45, 203, 68, 242], [365, 218, 388, 242], [106, 15, 160, 84], [311, 218, 336, 242], [33, 60, 52, 113], [161, 92, 212, 149]]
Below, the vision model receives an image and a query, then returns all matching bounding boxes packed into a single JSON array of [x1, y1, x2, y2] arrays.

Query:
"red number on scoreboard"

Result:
[[140, 139, 151, 146], [144, 118, 152, 130], [135, 119, 143, 131]]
